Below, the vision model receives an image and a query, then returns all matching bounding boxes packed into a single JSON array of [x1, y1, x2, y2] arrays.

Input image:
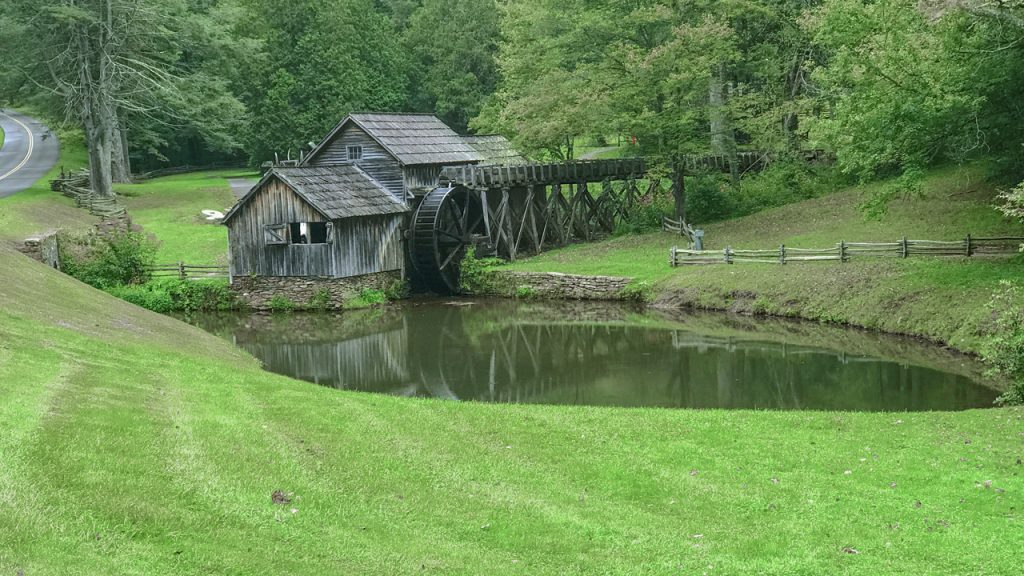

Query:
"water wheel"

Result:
[[410, 185, 485, 294]]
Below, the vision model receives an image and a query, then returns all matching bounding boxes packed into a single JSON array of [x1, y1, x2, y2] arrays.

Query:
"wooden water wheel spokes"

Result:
[[410, 185, 485, 294]]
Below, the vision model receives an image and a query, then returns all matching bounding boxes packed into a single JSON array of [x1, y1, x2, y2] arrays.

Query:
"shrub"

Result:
[[619, 280, 651, 302], [460, 247, 504, 293], [344, 288, 389, 309], [106, 284, 175, 313], [104, 279, 238, 313], [981, 281, 1024, 405], [514, 285, 537, 299], [268, 294, 296, 313], [307, 288, 333, 310], [61, 229, 158, 289]]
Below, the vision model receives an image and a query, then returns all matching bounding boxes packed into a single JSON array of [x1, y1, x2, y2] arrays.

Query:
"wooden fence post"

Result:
[[901, 236, 908, 259], [670, 246, 678, 268], [779, 244, 786, 265], [178, 261, 185, 280], [725, 246, 733, 264], [965, 233, 972, 257], [839, 240, 847, 263]]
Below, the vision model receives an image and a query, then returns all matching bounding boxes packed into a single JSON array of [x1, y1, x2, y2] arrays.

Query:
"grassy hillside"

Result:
[[0, 243, 1022, 574], [118, 171, 253, 265], [507, 165, 1024, 352]]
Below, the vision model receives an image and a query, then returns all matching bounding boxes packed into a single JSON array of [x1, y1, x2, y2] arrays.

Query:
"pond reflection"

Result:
[[182, 300, 1000, 411]]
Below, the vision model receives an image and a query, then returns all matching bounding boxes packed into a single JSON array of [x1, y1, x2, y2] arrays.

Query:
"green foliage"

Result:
[[981, 282, 1024, 405], [619, 280, 651, 302], [60, 230, 158, 289], [268, 294, 296, 313], [344, 288, 389, 309], [614, 194, 673, 236], [239, 0, 409, 164], [460, 247, 504, 293], [995, 180, 1024, 233], [514, 285, 537, 299], [807, 0, 1024, 211], [105, 279, 238, 313], [403, 0, 500, 132], [307, 288, 333, 311]]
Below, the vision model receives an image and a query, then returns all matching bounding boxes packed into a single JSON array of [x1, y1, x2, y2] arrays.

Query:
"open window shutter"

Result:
[[325, 222, 335, 244], [264, 224, 287, 245]]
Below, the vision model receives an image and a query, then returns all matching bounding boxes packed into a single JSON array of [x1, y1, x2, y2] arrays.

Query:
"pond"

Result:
[[182, 300, 1000, 411]]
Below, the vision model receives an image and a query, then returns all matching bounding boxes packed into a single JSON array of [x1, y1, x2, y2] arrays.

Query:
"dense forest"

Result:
[[1, 0, 1022, 205]]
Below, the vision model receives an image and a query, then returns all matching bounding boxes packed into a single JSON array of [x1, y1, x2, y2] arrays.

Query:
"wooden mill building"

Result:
[[223, 113, 520, 289], [302, 113, 521, 199], [222, 164, 408, 279]]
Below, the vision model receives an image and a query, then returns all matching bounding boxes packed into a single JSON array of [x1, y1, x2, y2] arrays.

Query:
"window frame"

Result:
[[264, 223, 288, 245], [347, 145, 363, 161]]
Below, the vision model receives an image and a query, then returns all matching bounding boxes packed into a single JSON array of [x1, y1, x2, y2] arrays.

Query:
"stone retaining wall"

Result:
[[18, 233, 61, 269], [230, 271, 402, 310], [476, 270, 637, 301]]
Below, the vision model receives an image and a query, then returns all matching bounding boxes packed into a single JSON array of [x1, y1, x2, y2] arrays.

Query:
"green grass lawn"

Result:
[[506, 165, 1024, 352], [118, 171, 255, 265], [1, 245, 1022, 574]]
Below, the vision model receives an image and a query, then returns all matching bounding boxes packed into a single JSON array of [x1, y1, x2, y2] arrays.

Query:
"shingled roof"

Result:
[[224, 165, 409, 224], [462, 135, 526, 165], [307, 113, 483, 166]]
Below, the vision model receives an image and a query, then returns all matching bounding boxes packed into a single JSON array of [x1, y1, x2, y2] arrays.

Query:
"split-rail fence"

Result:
[[670, 235, 1024, 266], [145, 262, 229, 280]]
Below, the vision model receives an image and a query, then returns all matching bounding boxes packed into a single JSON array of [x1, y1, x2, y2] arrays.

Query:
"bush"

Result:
[[981, 281, 1024, 405], [61, 229, 158, 289], [307, 288, 332, 310], [619, 280, 651, 302], [104, 279, 238, 313], [460, 247, 504, 293], [106, 284, 176, 313], [268, 294, 296, 313], [514, 285, 537, 299], [344, 288, 389, 309]]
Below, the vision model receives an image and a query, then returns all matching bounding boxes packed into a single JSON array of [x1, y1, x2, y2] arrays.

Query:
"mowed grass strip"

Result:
[[0, 246, 1022, 574], [506, 164, 1024, 352], [118, 171, 254, 265]]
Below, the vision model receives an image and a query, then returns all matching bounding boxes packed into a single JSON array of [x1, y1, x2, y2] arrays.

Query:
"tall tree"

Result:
[[238, 0, 408, 164], [403, 0, 500, 132]]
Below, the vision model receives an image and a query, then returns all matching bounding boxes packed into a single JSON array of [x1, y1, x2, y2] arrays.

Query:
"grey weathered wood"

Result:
[[226, 176, 405, 279]]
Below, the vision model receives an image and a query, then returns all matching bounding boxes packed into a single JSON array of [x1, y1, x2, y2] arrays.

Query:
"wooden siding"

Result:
[[403, 165, 445, 196], [330, 215, 406, 278], [227, 177, 405, 278], [307, 124, 405, 199], [241, 329, 408, 389]]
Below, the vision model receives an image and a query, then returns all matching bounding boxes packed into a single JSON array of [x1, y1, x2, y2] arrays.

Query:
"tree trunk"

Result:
[[110, 110, 132, 183], [709, 64, 740, 188]]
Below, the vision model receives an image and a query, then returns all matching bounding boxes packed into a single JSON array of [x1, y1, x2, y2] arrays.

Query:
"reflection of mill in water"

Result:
[[235, 306, 995, 411]]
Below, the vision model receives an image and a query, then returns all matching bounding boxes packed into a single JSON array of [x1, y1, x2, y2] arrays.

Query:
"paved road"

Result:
[[0, 110, 61, 199], [578, 146, 621, 160], [228, 178, 258, 200]]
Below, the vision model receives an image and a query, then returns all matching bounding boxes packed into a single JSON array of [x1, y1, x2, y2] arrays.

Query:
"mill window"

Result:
[[347, 145, 363, 161], [288, 222, 332, 245]]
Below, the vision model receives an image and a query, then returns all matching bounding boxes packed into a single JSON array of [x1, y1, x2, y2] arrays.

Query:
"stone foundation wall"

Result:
[[18, 233, 61, 269], [230, 271, 403, 310], [476, 270, 637, 301]]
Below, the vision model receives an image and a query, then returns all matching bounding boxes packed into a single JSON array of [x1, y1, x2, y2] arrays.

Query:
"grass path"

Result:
[[1, 245, 1022, 574], [506, 165, 1024, 353], [118, 170, 255, 264]]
